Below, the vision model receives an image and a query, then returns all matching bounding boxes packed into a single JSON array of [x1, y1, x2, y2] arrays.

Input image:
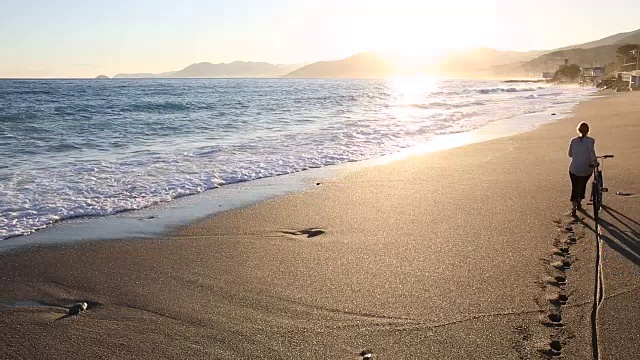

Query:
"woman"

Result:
[[568, 122, 597, 216]]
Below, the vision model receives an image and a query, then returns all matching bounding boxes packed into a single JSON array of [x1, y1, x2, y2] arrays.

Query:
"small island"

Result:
[[95, 75, 110, 79]]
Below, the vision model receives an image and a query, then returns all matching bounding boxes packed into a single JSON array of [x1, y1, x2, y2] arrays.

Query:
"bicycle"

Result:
[[590, 155, 614, 218]]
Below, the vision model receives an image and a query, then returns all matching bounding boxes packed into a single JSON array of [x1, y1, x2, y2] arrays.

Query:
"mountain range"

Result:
[[488, 28, 640, 77], [556, 28, 640, 51], [114, 62, 301, 79], [109, 28, 640, 79], [288, 29, 640, 78]]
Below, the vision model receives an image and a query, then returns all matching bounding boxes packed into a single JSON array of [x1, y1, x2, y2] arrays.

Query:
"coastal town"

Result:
[[542, 45, 640, 90]]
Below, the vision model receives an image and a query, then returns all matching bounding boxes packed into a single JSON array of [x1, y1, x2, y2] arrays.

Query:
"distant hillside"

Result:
[[557, 28, 640, 50], [112, 63, 300, 78], [283, 52, 398, 78], [487, 61, 531, 78], [171, 61, 300, 78], [490, 45, 621, 77], [436, 48, 545, 76], [526, 45, 619, 71], [488, 29, 640, 77], [284, 48, 544, 78], [439, 48, 544, 70]]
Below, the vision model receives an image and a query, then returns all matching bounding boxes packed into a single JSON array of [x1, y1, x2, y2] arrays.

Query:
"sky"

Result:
[[1, 0, 639, 78]]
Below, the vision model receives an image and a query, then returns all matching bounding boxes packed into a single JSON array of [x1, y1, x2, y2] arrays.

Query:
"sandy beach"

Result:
[[1, 91, 639, 359]]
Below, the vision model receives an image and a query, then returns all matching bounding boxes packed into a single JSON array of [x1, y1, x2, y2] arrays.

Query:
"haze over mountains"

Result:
[[489, 28, 640, 77], [287, 28, 640, 78], [114, 62, 301, 79], [491, 45, 621, 78], [110, 28, 640, 79], [556, 28, 640, 51]]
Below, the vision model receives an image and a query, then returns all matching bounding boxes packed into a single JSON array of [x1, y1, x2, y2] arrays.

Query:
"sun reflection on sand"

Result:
[[376, 131, 475, 164]]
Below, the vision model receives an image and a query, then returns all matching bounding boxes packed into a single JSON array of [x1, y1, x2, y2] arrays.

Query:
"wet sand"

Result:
[[1, 92, 639, 359]]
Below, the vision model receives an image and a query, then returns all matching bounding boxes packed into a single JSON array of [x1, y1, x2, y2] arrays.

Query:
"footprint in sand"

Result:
[[552, 260, 572, 272], [552, 262, 567, 272], [549, 276, 567, 287], [548, 293, 569, 306], [556, 294, 569, 305], [548, 340, 562, 357], [553, 249, 568, 258], [546, 313, 564, 328]]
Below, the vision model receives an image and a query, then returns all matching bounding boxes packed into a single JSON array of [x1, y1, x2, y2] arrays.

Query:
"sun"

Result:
[[330, 0, 498, 60]]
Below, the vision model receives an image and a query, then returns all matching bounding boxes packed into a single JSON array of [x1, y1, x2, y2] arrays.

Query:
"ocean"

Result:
[[0, 78, 594, 241]]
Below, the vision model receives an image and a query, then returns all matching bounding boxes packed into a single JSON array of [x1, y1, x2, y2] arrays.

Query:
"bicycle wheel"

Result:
[[597, 170, 604, 209], [591, 181, 600, 217]]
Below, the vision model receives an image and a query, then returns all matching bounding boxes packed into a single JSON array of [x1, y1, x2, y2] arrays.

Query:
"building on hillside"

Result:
[[630, 70, 640, 90], [580, 67, 605, 77], [579, 66, 606, 86], [613, 70, 640, 91], [621, 49, 640, 72]]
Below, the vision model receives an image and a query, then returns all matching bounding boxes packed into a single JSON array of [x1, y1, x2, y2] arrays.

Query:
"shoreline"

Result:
[[1, 91, 594, 253], [1, 91, 638, 359]]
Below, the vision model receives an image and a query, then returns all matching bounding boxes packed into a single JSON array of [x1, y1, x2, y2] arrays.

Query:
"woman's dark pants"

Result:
[[569, 172, 592, 202]]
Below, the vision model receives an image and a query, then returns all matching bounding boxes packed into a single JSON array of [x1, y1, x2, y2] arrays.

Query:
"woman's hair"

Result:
[[577, 122, 590, 137]]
